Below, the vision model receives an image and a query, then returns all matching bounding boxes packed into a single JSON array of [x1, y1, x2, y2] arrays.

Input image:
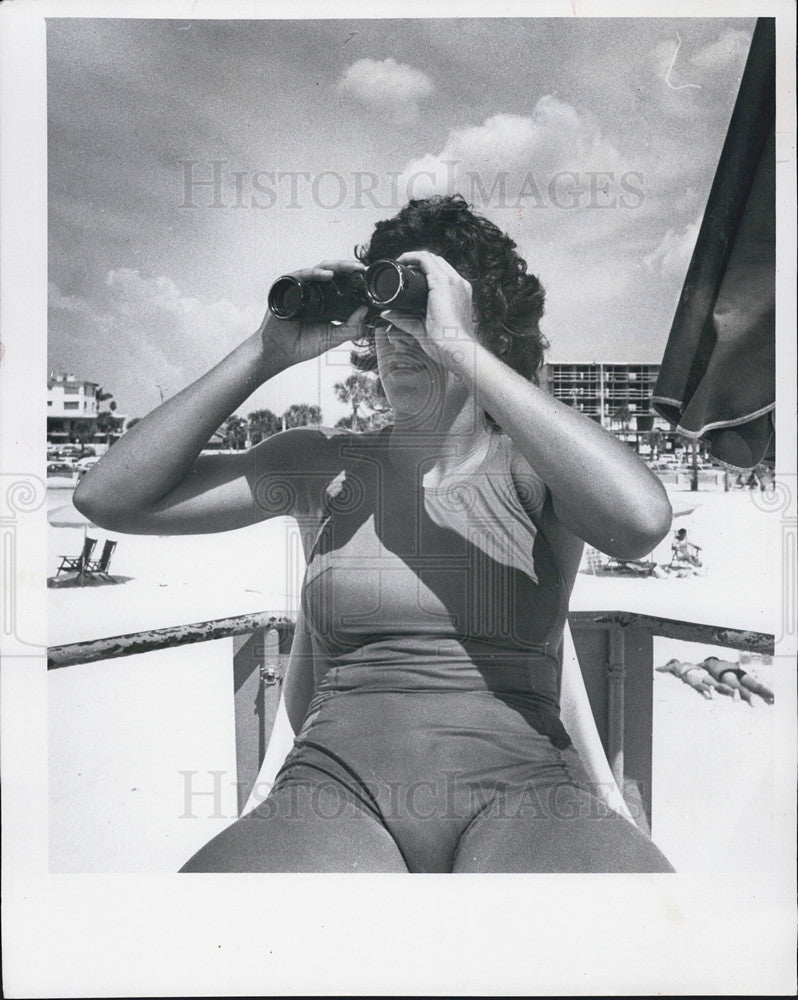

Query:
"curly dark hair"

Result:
[[351, 194, 548, 392]]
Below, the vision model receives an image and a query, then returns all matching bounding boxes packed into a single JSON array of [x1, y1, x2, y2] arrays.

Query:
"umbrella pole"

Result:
[[78, 524, 89, 585]]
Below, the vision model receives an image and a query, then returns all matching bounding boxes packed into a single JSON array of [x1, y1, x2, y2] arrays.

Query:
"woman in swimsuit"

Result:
[[698, 657, 774, 705], [75, 195, 674, 872], [656, 658, 737, 699]]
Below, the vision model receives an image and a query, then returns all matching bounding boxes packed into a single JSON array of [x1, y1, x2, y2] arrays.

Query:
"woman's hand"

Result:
[[259, 260, 369, 369], [377, 251, 479, 371], [375, 253, 672, 559]]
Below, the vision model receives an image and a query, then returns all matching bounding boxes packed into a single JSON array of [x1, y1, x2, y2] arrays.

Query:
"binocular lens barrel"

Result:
[[268, 259, 428, 322], [268, 276, 306, 319], [267, 273, 362, 323], [367, 262, 403, 303], [365, 260, 427, 315]]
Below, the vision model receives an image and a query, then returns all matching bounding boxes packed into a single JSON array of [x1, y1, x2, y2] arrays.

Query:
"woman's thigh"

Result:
[[452, 784, 674, 873], [180, 782, 409, 873]]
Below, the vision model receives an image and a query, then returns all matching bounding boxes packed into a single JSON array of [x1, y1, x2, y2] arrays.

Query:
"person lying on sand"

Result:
[[656, 659, 737, 700], [657, 657, 774, 704], [700, 656, 775, 705]]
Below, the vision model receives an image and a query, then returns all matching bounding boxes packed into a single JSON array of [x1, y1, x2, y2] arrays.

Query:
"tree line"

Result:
[[115, 373, 392, 451], [215, 373, 393, 450], [67, 388, 126, 455]]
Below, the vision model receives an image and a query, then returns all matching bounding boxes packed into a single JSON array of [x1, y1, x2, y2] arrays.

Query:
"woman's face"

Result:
[[373, 321, 458, 422], [371, 247, 474, 423]]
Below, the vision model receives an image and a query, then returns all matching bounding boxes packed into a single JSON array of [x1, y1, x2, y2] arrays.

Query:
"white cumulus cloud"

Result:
[[636, 28, 752, 118], [396, 96, 630, 208], [336, 57, 433, 119], [102, 268, 259, 356], [643, 219, 702, 278], [49, 271, 261, 415], [690, 29, 752, 72]]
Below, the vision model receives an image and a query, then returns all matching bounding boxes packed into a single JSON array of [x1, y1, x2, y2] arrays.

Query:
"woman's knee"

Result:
[[180, 783, 409, 873], [452, 785, 674, 873]]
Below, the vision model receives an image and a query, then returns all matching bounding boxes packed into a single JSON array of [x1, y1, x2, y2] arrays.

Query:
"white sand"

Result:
[[48, 484, 779, 643], [49, 642, 240, 873], [47, 483, 785, 872], [650, 636, 776, 873]]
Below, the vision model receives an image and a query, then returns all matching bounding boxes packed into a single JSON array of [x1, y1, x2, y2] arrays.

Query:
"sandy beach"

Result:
[[47, 478, 779, 643], [47, 479, 781, 873]]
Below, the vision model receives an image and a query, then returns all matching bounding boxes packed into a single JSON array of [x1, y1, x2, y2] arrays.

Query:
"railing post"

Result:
[[607, 625, 626, 790], [233, 622, 295, 815], [277, 621, 296, 655], [233, 628, 268, 816]]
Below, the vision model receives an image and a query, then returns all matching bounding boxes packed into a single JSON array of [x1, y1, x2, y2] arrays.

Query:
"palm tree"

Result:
[[96, 409, 123, 447], [96, 386, 115, 408], [93, 387, 122, 446], [334, 373, 371, 427], [72, 421, 95, 458], [222, 415, 248, 450], [334, 372, 392, 431], [283, 403, 322, 429], [247, 408, 281, 444], [611, 403, 633, 432]]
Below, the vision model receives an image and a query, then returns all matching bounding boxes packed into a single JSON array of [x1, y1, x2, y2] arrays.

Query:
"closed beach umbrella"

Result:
[[48, 501, 94, 533], [653, 19, 775, 471], [48, 502, 98, 586]]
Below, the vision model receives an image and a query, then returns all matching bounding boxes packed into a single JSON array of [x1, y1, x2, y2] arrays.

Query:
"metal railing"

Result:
[[48, 611, 296, 670], [48, 610, 774, 824]]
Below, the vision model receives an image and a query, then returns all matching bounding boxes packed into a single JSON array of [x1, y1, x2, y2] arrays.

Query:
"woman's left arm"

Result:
[[385, 251, 672, 560], [462, 351, 671, 558]]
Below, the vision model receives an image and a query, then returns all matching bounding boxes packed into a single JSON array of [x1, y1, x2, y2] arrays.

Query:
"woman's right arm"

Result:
[[74, 262, 367, 535]]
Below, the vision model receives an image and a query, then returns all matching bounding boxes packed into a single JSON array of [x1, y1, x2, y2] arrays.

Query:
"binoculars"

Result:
[[268, 259, 427, 324]]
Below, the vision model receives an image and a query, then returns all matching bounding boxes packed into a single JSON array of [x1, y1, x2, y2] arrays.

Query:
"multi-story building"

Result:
[[539, 363, 672, 433], [47, 373, 126, 448], [538, 362, 685, 462], [47, 374, 100, 443]]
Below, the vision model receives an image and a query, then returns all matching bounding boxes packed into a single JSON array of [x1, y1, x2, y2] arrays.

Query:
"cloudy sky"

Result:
[[47, 17, 755, 424]]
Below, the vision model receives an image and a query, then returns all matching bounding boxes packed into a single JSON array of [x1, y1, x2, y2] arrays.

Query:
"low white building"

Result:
[[47, 373, 126, 449], [47, 373, 100, 442]]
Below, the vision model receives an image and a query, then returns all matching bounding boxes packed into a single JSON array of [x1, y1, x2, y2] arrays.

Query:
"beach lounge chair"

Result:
[[666, 537, 704, 576], [668, 542, 702, 569], [604, 556, 658, 577], [56, 536, 97, 576], [583, 545, 659, 577], [85, 539, 118, 582]]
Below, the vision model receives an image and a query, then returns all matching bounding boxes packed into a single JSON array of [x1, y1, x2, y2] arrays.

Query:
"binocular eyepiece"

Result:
[[268, 259, 427, 324]]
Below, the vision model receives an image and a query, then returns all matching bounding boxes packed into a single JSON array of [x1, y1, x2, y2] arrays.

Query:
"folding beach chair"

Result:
[[666, 538, 704, 576], [586, 544, 657, 577], [604, 556, 658, 577], [85, 539, 118, 582], [241, 611, 637, 828], [56, 536, 97, 576]]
